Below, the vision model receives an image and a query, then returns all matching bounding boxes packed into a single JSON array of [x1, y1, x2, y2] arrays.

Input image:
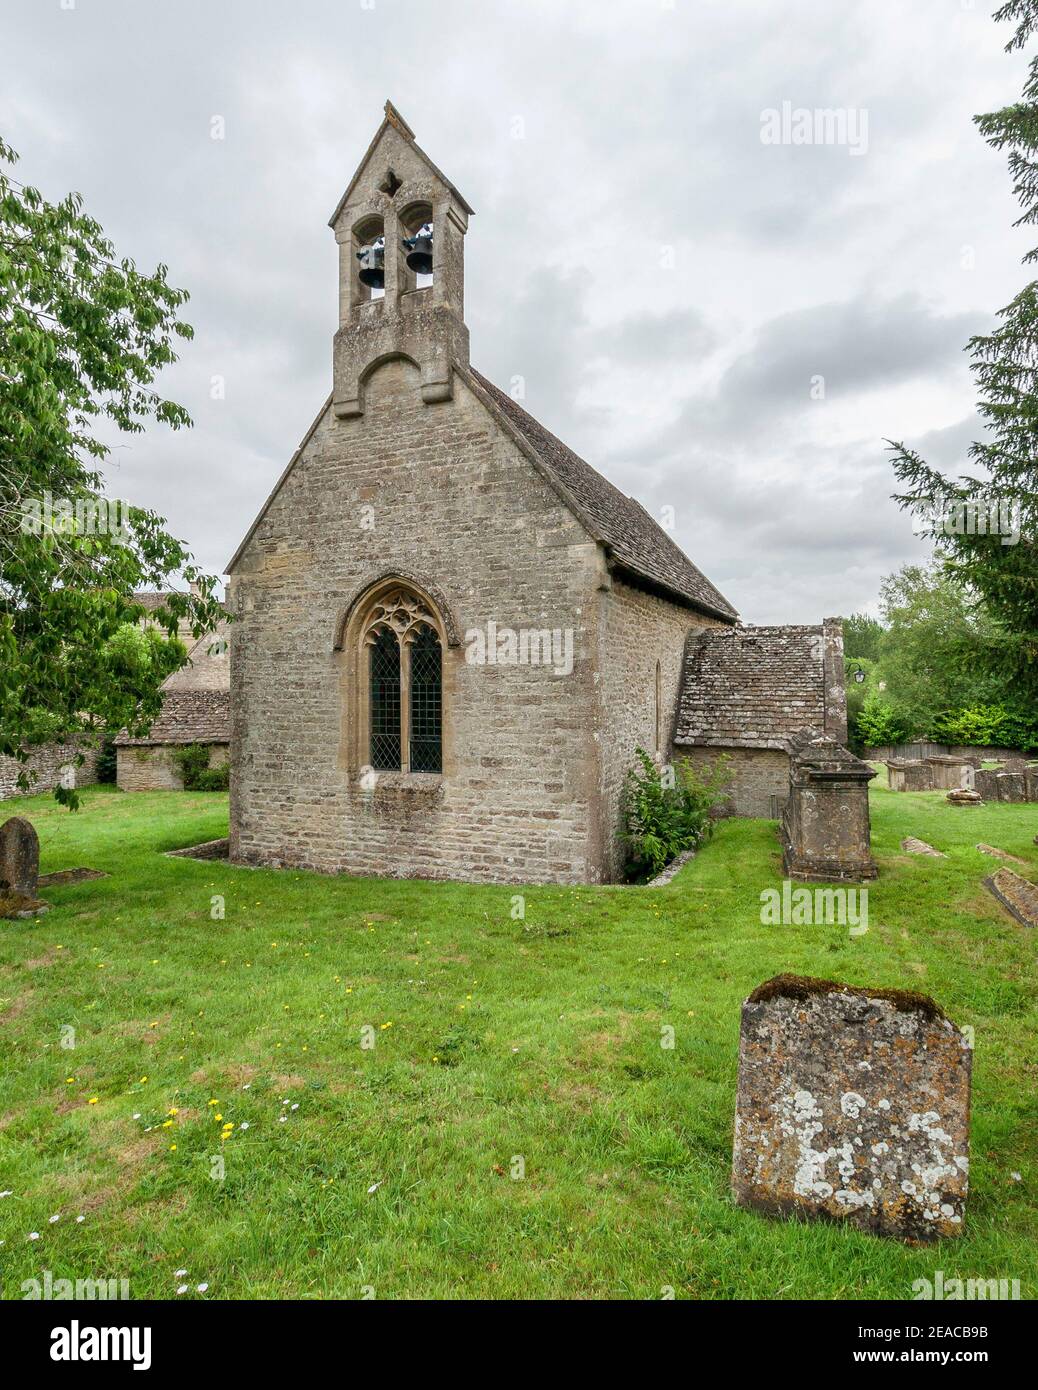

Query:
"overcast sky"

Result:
[[3, 0, 1029, 622]]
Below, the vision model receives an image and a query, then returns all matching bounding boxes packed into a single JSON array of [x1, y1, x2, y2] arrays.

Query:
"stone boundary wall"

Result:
[[868, 742, 1024, 763], [116, 743, 229, 793], [0, 742, 102, 802]]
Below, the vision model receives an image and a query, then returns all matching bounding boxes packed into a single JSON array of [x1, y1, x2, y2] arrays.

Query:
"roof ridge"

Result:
[[468, 368, 738, 622]]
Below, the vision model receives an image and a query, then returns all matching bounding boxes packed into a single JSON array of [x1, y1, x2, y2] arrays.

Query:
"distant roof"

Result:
[[675, 625, 827, 749], [162, 619, 231, 693], [468, 370, 738, 621], [131, 591, 177, 611], [115, 690, 230, 747]]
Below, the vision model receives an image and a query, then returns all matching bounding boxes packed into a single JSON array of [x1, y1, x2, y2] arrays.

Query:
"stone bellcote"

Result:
[[329, 101, 473, 420]]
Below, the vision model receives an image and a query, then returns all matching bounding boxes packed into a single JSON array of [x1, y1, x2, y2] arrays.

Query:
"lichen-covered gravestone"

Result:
[[0, 816, 40, 898], [732, 974, 972, 1240]]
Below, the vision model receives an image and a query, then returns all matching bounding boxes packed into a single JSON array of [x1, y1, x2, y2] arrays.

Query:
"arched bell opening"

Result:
[[352, 213, 386, 302], [399, 201, 434, 293]]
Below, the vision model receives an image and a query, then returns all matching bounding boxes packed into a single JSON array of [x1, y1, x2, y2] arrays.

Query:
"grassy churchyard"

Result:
[[0, 778, 1035, 1300]]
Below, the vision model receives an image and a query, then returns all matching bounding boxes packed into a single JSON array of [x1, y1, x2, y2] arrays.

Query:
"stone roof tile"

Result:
[[114, 690, 230, 747], [469, 370, 739, 621], [675, 624, 827, 748]]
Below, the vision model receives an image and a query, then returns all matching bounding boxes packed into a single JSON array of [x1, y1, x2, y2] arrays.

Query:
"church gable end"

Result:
[[227, 104, 779, 884]]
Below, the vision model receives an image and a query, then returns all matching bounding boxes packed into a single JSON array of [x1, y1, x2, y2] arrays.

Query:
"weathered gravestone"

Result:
[[886, 759, 909, 793], [0, 816, 40, 898], [887, 759, 933, 792], [996, 771, 1026, 803], [901, 837, 946, 857], [976, 842, 1027, 867], [732, 974, 972, 1240], [946, 787, 983, 806], [926, 756, 965, 791], [973, 768, 999, 801], [983, 868, 1038, 929]]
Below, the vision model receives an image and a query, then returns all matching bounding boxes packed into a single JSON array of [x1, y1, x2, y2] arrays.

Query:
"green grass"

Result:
[[0, 780, 1036, 1300]]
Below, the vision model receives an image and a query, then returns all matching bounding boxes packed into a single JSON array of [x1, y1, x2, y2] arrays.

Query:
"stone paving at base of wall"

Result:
[[644, 845, 698, 887], [165, 838, 231, 862]]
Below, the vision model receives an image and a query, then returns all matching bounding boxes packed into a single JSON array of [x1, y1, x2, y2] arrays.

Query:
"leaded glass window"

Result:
[[360, 588, 444, 775], [409, 623, 442, 773], [369, 627, 401, 770]]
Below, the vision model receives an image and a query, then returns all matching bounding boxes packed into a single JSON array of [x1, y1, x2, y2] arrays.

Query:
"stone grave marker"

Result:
[[983, 868, 1038, 929], [732, 974, 972, 1240], [973, 768, 998, 800], [996, 771, 1026, 803], [0, 816, 40, 898], [976, 842, 1027, 867], [901, 837, 945, 857], [946, 787, 983, 806]]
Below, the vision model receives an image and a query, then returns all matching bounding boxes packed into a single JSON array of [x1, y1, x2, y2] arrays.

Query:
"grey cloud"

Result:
[[0, 0, 1019, 623], [700, 294, 983, 436]]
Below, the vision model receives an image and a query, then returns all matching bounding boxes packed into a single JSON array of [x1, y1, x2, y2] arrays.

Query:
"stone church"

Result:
[[226, 103, 846, 884]]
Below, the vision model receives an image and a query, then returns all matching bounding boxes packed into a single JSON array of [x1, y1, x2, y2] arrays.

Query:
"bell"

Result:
[[356, 237, 385, 289], [401, 223, 433, 276]]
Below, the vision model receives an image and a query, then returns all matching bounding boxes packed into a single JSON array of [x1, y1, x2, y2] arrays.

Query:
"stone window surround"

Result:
[[336, 574, 454, 786]]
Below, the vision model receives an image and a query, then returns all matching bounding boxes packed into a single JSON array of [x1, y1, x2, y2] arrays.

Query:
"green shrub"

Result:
[[171, 743, 227, 791], [931, 703, 1038, 754], [621, 747, 731, 882], [193, 764, 229, 792], [854, 692, 913, 750]]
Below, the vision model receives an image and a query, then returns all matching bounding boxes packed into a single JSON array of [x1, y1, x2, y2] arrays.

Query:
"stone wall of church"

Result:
[[594, 578, 725, 879], [679, 745, 791, 819], [229, 361, 609, 884]]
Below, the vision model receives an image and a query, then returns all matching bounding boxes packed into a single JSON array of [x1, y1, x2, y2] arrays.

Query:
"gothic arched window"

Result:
[[360, 587, 443, 774]]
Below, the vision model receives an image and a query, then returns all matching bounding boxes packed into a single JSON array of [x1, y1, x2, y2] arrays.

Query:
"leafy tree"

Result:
[[888, 0, 1038, 700], [840, 612, 884, 662], [0, 138, 221, 803], [844, 654, 878, 751], [855, 691, 912, 750], [875, 563, 1000, 732]]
